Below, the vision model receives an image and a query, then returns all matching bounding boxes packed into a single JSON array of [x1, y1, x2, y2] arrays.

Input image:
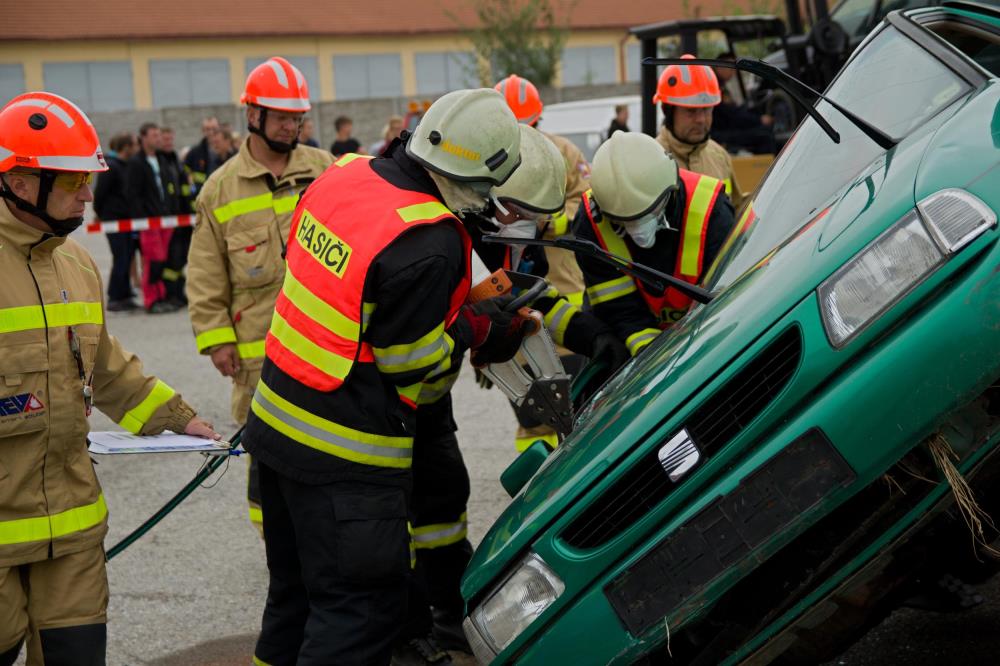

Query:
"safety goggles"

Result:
[[489, 192, 550, 223], [52, 171, 95, 192], [607, 195, 673, 231]]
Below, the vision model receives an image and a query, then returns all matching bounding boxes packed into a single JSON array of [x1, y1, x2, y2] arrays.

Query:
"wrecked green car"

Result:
[[461, 3, 1000, 663]]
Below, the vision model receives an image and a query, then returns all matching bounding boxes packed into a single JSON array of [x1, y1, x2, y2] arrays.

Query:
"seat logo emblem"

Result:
[[658, 429, 700, 482]]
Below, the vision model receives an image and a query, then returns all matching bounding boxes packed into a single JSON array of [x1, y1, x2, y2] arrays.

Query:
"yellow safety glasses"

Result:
[[52, 171, 95, 192]]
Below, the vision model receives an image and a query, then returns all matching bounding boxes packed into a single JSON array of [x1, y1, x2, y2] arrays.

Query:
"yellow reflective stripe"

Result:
[[409, 523, 417, 569], [418, 367, 461, 405], [397, 382, 423, 404], [282, 269, 361, 341], [0, 301, 103, 334], [272, 195, 299, 216], [543, 298, 578, 347], [413, 512, 468, 549], [191, 171, 208, 184], [213, 192, 273, 223], [251, 380, 412, 468], [396, 201, 451, 224], [237, 339, 266, 359], [515, 432, 560, 453], [362, 302, 376, 333], [373, 323, 451, 374], [595, 217, 631, 261], [162, 268, 181, 281], [212, 192, 300, 223], [195, 326, 237, 352], [586, 276, 636, 306], [551, 210, 569, 236], [0, 494, 108, 546], [626, 328, 660, 356], [248, 506, 263, 525], [681, 176, 718, 277], [723, 178, 732, 195], [253, 657, 272, 666], [334, 153, 371, 167], [118, 379, 176, 434], [269, 311, 353, 382], [566, 291, 583, 307]]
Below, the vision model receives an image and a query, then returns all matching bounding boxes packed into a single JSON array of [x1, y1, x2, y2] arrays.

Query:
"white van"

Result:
[[535, 95, 649, 161]]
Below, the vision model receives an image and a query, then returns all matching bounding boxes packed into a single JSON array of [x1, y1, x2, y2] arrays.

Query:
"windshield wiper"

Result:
[[482, 234, 715, 304], [645, 57, 896, 151]]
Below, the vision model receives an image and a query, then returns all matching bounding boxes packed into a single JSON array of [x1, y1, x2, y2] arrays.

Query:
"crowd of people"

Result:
[[1, 51, 763, 666], [93, 111, 405, 315]]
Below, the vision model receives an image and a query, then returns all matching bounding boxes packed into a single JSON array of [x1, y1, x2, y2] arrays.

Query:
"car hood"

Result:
[[463, 89, 987, 598]]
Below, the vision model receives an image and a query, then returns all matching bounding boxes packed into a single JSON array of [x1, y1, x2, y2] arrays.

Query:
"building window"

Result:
[[43, 61, 134, 112], [0, 64, 25, 106], [246, 56, 320, 99], [150, 59, 230, 108], [333, 54, 401, 100], [626, 43, 642, 82], [562, 46, 616, 86], [415, 52, 478, 95]]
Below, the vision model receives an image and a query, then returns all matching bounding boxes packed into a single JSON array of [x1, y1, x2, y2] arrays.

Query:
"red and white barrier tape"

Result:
[[86, 214, 195, 234]]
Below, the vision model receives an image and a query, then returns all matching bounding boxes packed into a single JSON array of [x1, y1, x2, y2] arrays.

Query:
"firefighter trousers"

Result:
[[401, 411, 473, 643], [253, 460, 411, 666], [0, 544, 108, 666]]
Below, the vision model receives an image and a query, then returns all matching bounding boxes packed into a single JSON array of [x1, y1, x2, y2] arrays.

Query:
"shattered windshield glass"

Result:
[[705, 24, 969, 290]]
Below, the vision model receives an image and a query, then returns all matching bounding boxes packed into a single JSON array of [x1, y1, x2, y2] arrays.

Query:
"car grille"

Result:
[[560, 327, 803, 550]]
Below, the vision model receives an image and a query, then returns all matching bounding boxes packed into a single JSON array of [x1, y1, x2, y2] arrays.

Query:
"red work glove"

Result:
[[460, 297, 535, 367]]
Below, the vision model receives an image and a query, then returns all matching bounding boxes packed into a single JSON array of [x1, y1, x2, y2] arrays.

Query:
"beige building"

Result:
[[0, 0, 747, 111]]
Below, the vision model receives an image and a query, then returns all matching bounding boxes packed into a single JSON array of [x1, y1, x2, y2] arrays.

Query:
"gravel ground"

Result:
[[15, 228, 1000, 665]]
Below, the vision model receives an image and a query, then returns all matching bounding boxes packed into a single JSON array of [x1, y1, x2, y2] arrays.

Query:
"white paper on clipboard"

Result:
[[88, 431, 228, 455]]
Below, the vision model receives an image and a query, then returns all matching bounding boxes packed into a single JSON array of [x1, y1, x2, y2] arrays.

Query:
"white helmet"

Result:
[[492, 124, 566, 216], [590, 132, 679, 248]]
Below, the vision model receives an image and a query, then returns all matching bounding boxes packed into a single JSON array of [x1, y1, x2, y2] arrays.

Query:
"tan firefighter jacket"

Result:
[[186, 140, 334, 375], [657, 125, 744, 209], [541, 132, 590, 305], [0, 202, 196, 568]]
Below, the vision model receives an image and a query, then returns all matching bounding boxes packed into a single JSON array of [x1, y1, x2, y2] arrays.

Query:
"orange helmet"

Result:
[[241, 57, 311, 112], [653, 54, 721, 108], [0, 92, 107, 173], [494, 74, 543, 125]]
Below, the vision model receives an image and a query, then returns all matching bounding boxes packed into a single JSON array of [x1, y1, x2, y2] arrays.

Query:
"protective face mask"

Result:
[[621, 199, 672, 249], [497, 218, 538, 241]]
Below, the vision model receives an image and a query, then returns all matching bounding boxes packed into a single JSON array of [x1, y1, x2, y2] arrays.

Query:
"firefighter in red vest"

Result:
[[575, 131, 736, 356], [240, 88, 529, 665]]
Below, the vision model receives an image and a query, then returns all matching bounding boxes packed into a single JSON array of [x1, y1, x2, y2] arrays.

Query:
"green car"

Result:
[[461, 3, 1000, 663]]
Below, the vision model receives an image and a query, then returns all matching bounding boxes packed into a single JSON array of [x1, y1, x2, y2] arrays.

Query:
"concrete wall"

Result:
[[89, 82, 641, 155]]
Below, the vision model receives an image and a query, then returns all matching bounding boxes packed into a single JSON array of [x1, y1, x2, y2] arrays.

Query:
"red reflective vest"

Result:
[[267, 154, 472, 391], [583, 169, 723, 327]]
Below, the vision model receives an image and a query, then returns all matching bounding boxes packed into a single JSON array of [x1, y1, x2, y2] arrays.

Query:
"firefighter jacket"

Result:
[[574, 169, 736, 356], [242, 145, 475, 488], [186, 139, 334, 375], [540, 132, 589, 306], [0, 203, 197, 568], [657, 125, 745, 210]]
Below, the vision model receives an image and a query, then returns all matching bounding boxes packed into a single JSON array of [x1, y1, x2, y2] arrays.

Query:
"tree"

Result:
[[454, 0, 572, 87]]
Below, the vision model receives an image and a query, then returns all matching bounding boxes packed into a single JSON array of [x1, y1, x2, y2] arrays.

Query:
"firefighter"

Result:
[[654, 54, 745, 209], [494, 73, 593, 451], [398, 125, 628, 664], [575, 131, 736, 355], [241, 88, 530, 666], [0, 91, 218, 666], [186, 57, 334, 532]]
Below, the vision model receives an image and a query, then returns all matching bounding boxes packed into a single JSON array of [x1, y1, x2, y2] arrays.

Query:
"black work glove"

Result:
[[474, 367, 494, 390], [460, 297, 535, 367], [589, 332, 630, 373]]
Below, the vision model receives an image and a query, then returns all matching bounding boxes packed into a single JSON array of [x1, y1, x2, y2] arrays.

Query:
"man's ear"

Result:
[[246, 106, 259, 125], [3, 174, 29, 199]]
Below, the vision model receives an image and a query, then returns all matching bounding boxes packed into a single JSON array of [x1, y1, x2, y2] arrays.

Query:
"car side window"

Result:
[[929, 21, 1000, 76]]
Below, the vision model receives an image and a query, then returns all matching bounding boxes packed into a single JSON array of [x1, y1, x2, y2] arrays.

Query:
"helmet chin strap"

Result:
[[248, 105, 298, 154], [0, 172, 83, 237]]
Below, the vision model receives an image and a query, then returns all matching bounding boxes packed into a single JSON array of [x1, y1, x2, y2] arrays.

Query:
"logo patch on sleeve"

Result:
[[295, 210, 352, 278], [0, 392, 45, 417]]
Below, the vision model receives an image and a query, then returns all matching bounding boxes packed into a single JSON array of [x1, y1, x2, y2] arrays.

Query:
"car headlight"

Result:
[[466, 553, 565, 659], [819, 189, 995, 348]]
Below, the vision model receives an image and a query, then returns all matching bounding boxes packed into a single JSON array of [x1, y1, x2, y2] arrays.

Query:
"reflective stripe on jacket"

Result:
[[0, 203, 195, 567], [583, 169, 723, 328], [186, 139, 334, 374]]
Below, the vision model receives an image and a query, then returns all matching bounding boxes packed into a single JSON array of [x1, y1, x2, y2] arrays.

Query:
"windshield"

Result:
[[706, 24, 969, 290]]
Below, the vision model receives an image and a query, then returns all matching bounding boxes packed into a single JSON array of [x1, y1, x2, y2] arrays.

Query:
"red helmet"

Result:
[[241, 57, 311, 112], [0, 92, 107, 173], [494, 74, 543, 125], [653, 54, 721, 108]]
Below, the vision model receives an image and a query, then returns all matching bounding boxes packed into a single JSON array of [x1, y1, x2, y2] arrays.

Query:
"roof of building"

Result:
[[6, 0, 745, 41]]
